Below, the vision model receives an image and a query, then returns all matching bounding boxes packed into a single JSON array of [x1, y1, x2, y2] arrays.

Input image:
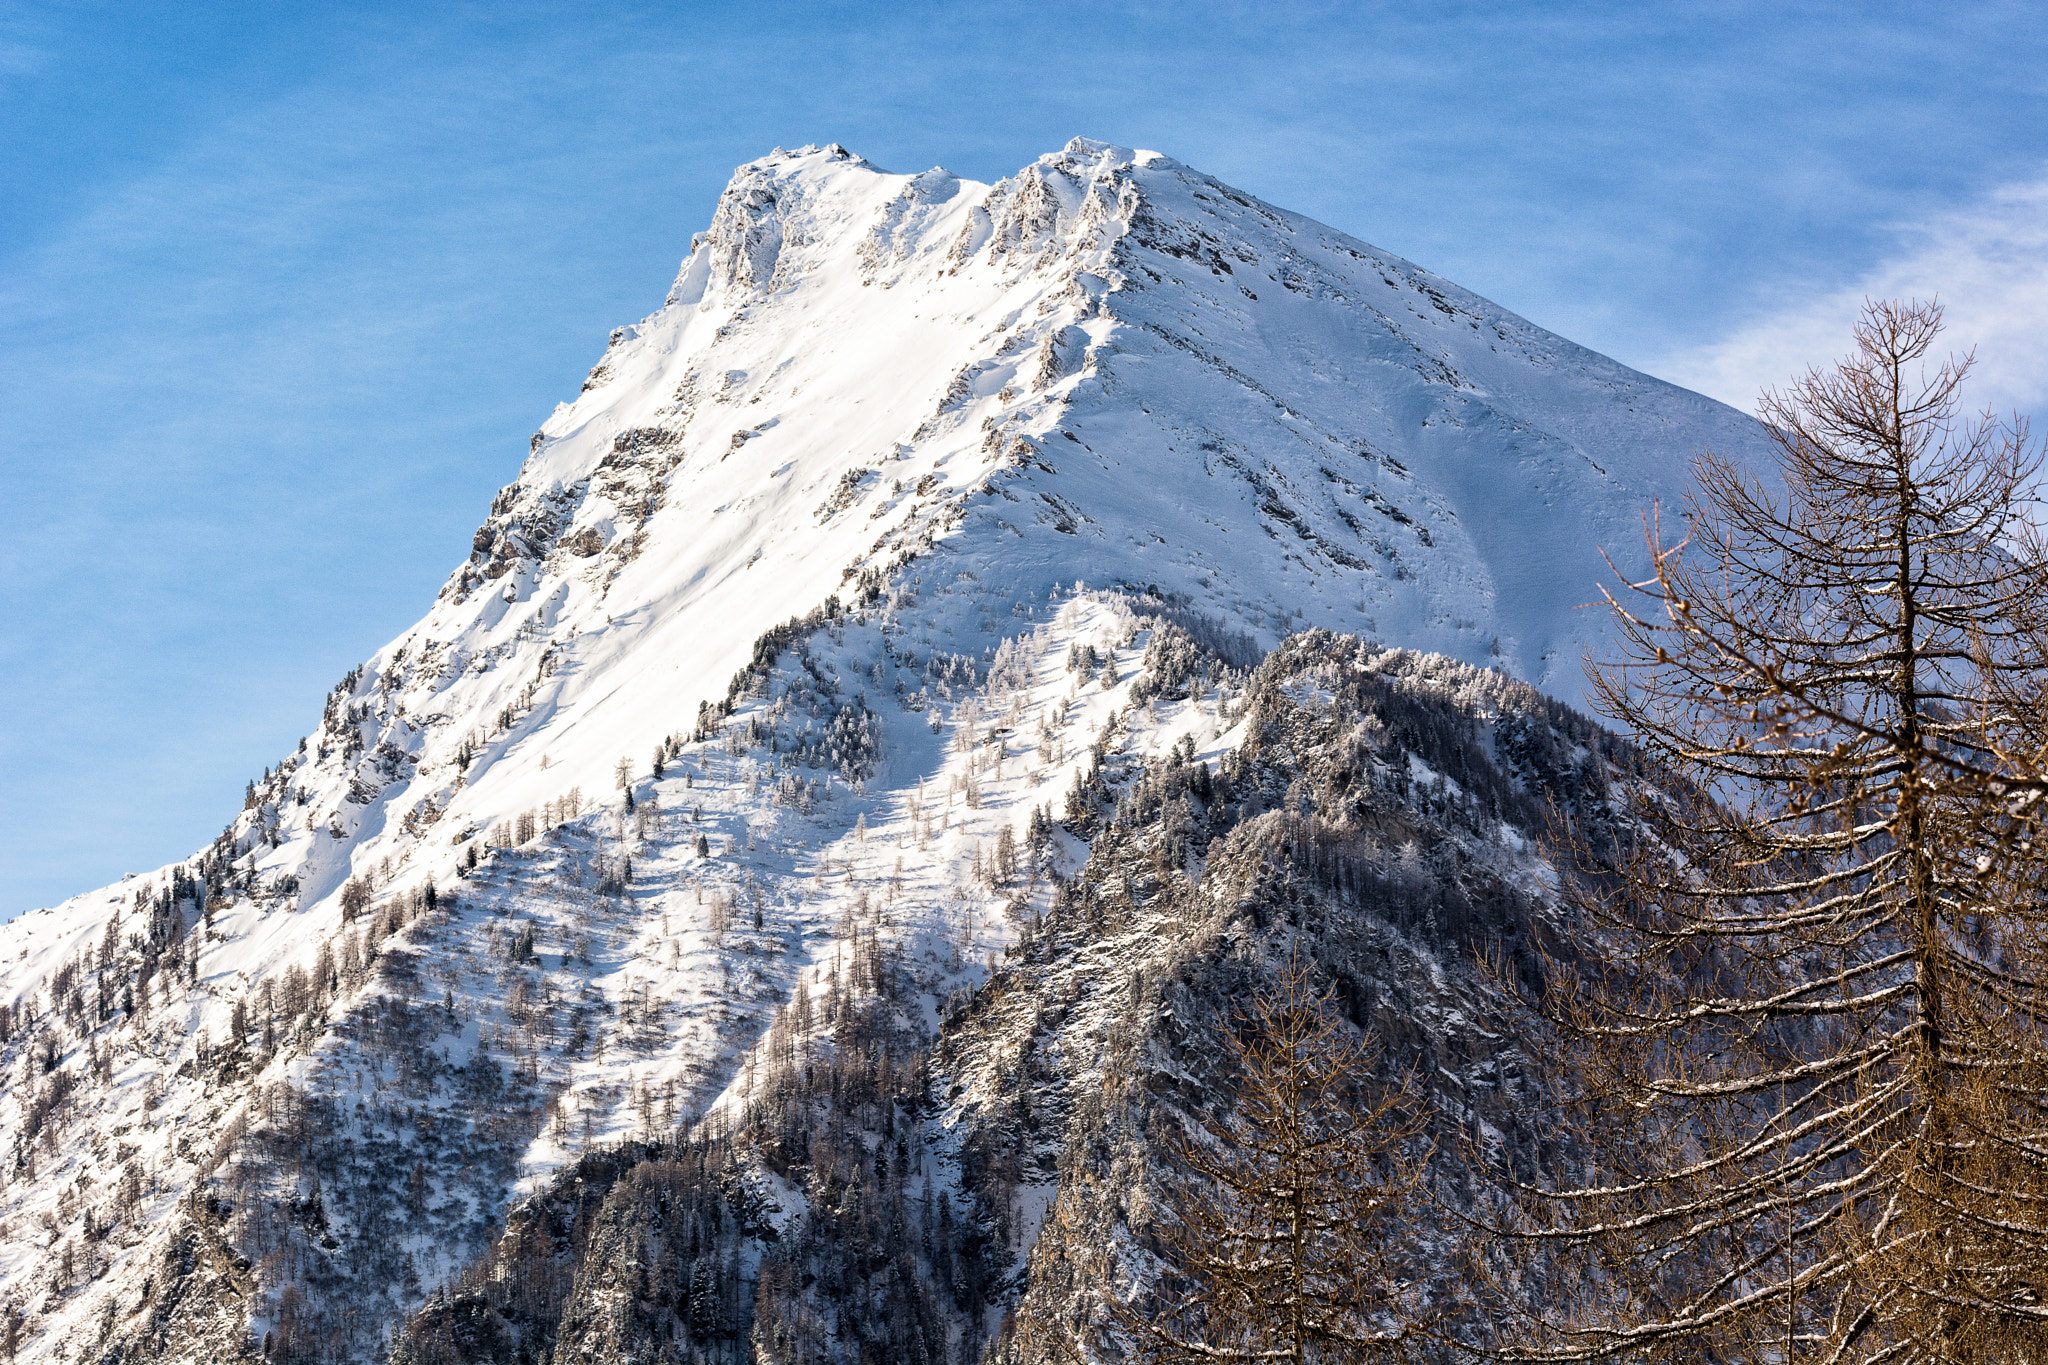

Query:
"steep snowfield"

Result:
[[0, 139, 1771, 1362]]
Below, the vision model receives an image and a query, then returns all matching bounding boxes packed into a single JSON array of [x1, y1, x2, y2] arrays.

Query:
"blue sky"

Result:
[[5, 0, 2046, 917]]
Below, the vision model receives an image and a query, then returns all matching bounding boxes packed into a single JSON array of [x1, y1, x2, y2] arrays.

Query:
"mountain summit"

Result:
[[514, 135, 1759, 705], [0, 141, 1767, 1363]]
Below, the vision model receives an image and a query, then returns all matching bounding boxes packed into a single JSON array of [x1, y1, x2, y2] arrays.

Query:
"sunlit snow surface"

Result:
[[0, 139, 1772, 1360]]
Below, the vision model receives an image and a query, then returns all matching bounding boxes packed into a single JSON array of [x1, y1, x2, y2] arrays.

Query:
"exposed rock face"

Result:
[[0, 137, 1753, 1365]]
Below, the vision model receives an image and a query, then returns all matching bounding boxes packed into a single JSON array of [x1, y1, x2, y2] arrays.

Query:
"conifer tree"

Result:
[[1494, 300, 2048, 1363], [1114, 955, 1431, 1365]]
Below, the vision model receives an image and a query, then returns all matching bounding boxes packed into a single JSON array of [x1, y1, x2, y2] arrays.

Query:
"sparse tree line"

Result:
[[203, 892, 583, 1364], [0, 849, 463, 1356], [391, 923, 1022, 1365]]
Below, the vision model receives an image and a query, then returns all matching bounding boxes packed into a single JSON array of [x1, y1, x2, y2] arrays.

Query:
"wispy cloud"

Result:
[[0, 11, 48, 79], [1662, 171, 2048, 423]]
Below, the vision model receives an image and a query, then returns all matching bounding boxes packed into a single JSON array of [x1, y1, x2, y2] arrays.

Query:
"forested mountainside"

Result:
[[387, 629, 1626, 1365], [0, 138, 1761, 1363]]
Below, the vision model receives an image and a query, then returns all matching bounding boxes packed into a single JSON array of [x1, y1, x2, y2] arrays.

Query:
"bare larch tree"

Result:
[[1487, 299, 2048, 1364], [1117, 954, 1433, 1365]]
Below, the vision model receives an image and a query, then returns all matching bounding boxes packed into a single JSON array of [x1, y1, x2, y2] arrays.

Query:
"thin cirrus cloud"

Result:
[[1662, 170, 2048, 425]]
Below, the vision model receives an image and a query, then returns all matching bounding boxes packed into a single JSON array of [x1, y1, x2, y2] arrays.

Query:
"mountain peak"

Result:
[[1056, 134, 1140, 163], [0, 140, 1773, 1364]]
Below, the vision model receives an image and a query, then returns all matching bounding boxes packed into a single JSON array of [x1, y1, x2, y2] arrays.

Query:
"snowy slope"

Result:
[[0, 139, 1772, 1363]]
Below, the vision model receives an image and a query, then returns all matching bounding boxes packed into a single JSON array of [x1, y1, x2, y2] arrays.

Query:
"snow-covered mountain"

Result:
[[0, 139, 1771, 1364]]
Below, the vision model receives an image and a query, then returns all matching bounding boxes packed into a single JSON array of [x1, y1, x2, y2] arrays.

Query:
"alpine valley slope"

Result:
[[0, 138, 1773, 1363]]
